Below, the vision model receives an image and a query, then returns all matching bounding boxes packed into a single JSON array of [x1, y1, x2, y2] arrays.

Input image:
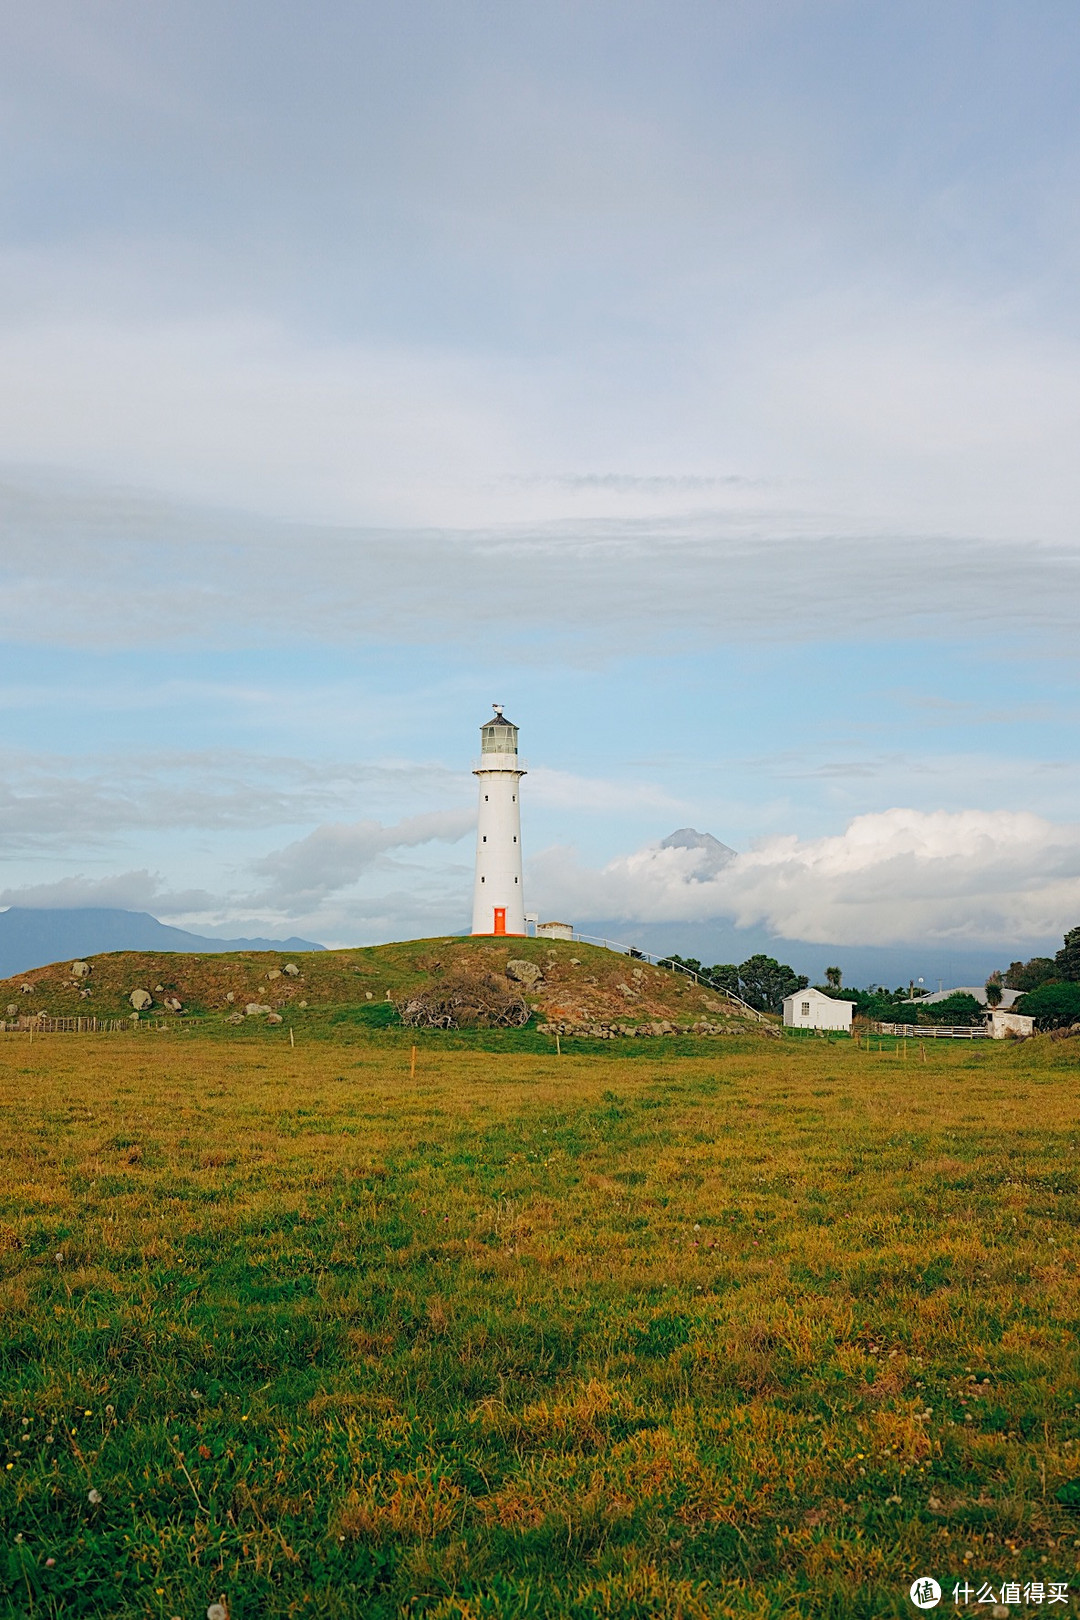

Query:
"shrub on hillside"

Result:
[[1015, 981, 1080, 1030], [396, 960, 531, 1030]]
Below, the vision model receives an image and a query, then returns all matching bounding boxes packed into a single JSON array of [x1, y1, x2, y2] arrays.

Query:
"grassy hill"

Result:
[[0, 934, 766, 1038]]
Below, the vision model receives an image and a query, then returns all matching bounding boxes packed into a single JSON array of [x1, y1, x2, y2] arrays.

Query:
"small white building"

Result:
[[783, 986, 855, 1032], [536, 921, 574, 941], [987, 1008, 1035, 1039]]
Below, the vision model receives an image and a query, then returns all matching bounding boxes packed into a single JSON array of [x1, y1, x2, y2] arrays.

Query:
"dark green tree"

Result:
[[825, 966, 842, 989], [1016, 981, 1080, 1029], [737, 954, 808, 1014], [921, 992, 983, 1027], [703, 963, 741, 997], [1003, 957, 1057, 992], [1055, 926, 1080, 982], [985, 972, 1003, 1008], [657, 954, 701, 977]]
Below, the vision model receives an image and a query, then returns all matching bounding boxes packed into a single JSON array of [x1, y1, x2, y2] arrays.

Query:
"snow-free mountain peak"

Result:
[[660, 828, 736, 874]]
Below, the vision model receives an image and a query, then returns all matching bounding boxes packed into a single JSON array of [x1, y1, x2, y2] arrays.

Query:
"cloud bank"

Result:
[[6, 806, 1076, 955], [3, 471, 1078, 659], [0, 869, 216, 914], [250, 810, 475, 908], [530, 808, 1080, 948]]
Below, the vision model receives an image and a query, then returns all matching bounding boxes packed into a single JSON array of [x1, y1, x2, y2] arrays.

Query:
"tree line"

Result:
[[1002, 925, 1080, 1028], [657, 953, 808, 1014], [657, 924, 1080, 1030]]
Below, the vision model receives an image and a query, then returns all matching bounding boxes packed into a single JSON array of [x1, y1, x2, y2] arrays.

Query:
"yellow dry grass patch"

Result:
[[337, 1469, 466, 1542]]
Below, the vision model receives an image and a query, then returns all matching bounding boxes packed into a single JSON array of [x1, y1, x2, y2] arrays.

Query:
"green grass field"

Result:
[[1, 1028, 1078, 1618]]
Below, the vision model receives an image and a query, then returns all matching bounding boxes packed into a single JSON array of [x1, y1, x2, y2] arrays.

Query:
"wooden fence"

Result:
[[0, 1016, 203, 1034], [874, 1022, 990, 1040]]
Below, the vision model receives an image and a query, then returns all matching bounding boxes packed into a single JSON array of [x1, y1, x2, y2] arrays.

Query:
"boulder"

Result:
[[266, 968, 282, 981], [164, 997, 182, 1013], [299, 1000, 308, 1008], [71, 961, 90, 979], [266, 1012, 284, 1025], [245, 1003, 272, 1017], [226, 1011, 244, 1025], [129, 989, 153, 1011], [225, 992, 235, 1003], [283, 963, 300, 977], [20, 984, 31, 994], [506, 959, 544, 990], [5, 1004, 17, 1017]]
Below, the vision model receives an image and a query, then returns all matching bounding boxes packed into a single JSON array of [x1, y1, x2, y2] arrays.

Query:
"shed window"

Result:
[[801, 1001, 810, 1017]]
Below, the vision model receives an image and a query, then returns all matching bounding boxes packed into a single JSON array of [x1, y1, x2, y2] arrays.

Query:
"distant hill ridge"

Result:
[[0, 907, 323, 979]]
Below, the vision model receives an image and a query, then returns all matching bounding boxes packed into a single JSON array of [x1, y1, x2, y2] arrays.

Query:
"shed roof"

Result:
[[920, 985, 1021, 1008], [782, 986, 855, 1008]]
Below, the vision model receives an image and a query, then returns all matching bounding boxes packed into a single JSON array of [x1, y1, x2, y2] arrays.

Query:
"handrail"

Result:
[[567, 930, 768, 1023]]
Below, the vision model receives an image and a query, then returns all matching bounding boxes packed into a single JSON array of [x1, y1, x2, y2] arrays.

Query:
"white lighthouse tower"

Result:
[[471, 704, 526, 936]]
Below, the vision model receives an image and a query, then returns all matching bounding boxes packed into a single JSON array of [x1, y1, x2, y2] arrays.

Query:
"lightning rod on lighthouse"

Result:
[[471, 704, 526, 936]]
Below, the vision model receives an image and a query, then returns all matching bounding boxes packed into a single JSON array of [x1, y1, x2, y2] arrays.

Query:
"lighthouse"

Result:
[[471, 705, 526, 936]]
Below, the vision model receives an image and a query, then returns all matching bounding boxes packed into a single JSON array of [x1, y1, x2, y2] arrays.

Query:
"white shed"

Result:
[[536, 921, 574, 941], [783, 986, 855, 1032], [987, 1008, 1034, 1040]]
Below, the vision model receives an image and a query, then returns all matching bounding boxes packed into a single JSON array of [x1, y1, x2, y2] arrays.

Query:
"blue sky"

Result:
[[1, 1, 1079, 968]]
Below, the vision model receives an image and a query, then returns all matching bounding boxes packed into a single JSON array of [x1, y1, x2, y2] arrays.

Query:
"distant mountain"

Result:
[[660, 828, 737, 873], [0, 908, 324, 979]]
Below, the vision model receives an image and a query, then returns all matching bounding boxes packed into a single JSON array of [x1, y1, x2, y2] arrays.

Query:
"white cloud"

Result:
[[0, 869, 215, 913], [3, 470, 1079, 659], [251, 809, 474, 909], [0, 747, 467, 850], [530, 808, 1080, 947]]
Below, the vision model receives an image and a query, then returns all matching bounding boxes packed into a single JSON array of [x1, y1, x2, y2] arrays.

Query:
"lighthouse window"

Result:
[[514, 876, 518, 882], [481, 876, 485, 883], [484, 794, 489, 801], [513, 836, 517, 842], [482, 835, 487, 842]]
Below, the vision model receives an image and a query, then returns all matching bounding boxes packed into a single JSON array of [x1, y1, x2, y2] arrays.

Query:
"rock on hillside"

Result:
[[0, 936, 769, 1036]]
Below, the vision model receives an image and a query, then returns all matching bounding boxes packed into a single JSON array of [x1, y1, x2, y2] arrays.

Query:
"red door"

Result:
[[493, 907, 506, 935]]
